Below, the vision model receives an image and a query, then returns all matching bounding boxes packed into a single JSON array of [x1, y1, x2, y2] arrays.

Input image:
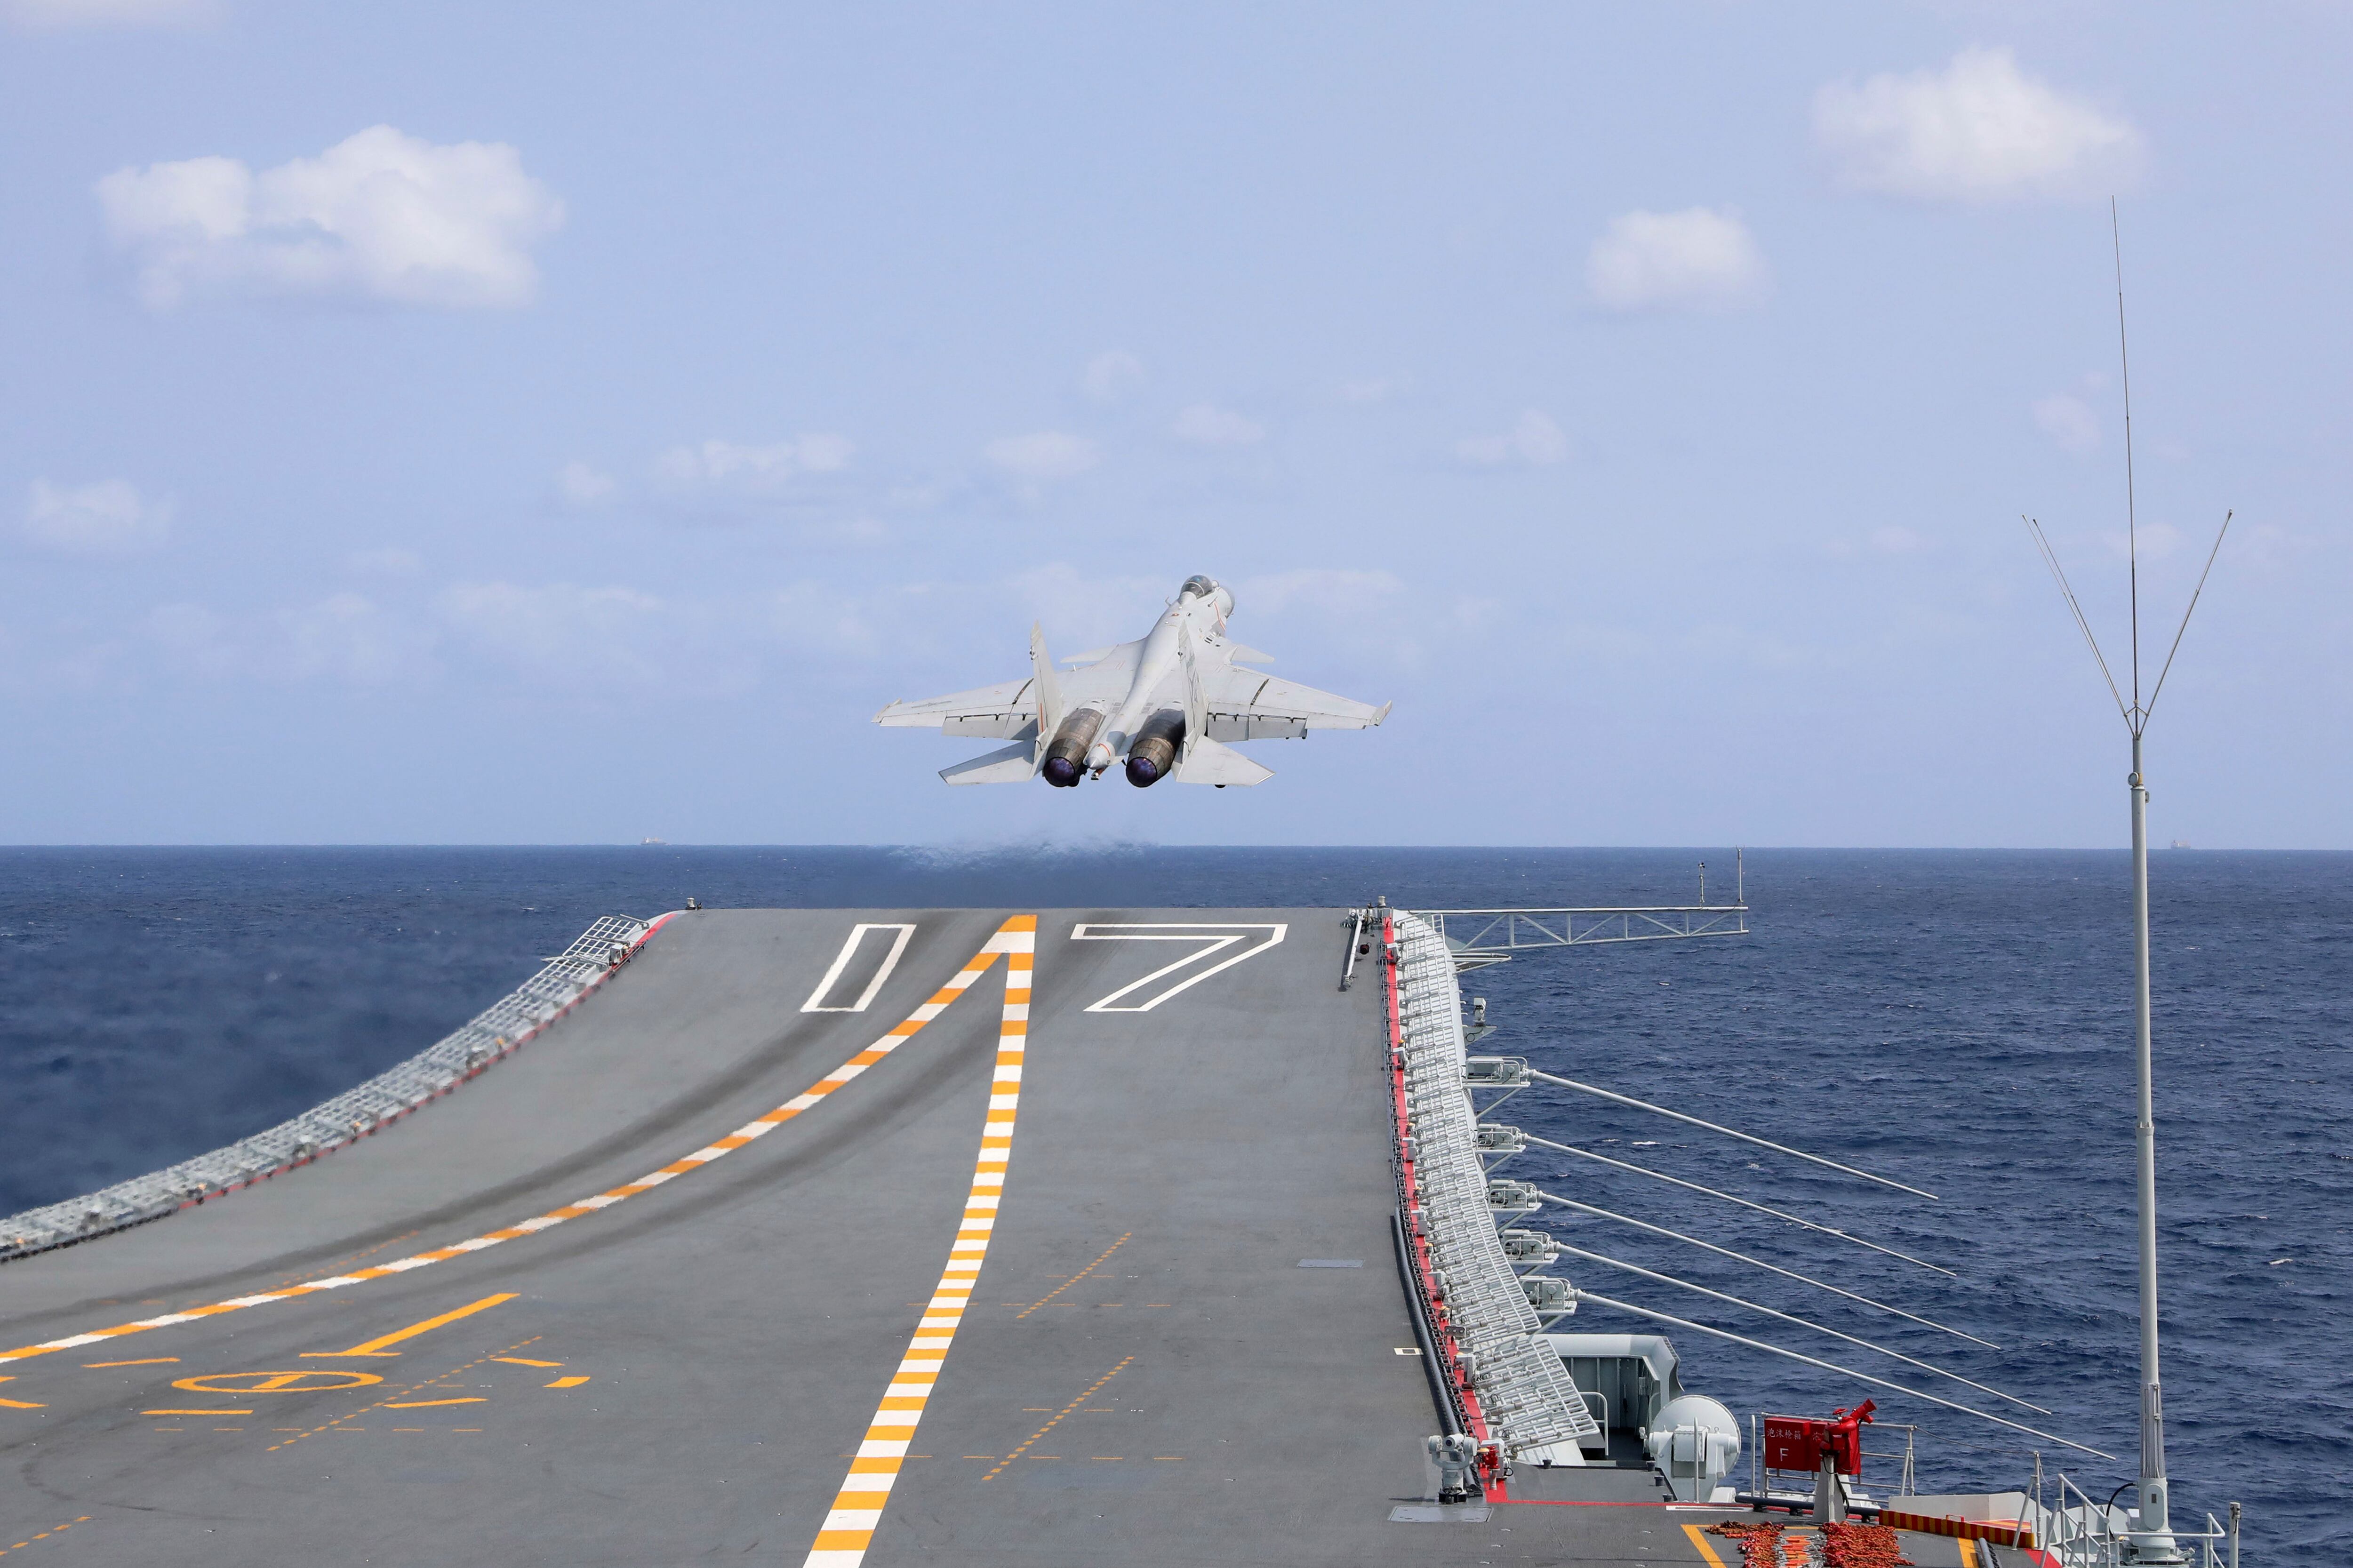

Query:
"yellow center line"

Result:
[[0, 926, 1013, 1371], [301, 1292, 517, 1358], [800, 915, 1035, 1568], [979, 1359, 1135, 1482], [1015, 1232, 1133, 1318]]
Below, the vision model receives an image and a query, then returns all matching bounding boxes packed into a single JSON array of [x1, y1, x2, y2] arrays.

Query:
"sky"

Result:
[[2, 2, 2347, 848]]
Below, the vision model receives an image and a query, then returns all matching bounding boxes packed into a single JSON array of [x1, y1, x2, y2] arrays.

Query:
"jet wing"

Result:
[[1200, 668, 1391, 741], [873, 677, 1037, 739], [876, 641, 1144, 740]]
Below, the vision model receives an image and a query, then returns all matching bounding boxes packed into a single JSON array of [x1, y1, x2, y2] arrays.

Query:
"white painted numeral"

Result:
[[1071, 923, 1288, 1012], [801, 923, 918, 1013]]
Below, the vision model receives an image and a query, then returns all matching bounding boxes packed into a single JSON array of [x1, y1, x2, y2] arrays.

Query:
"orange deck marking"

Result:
[[1, 925, 1010, 1372], [800, 917, 1035, 1568]]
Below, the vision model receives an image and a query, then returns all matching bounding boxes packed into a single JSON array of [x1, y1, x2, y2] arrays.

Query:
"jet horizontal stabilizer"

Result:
[[940, 742, 1037, 785], [1218, 640, 1274, 664], [1174, 736, 1273, 787]]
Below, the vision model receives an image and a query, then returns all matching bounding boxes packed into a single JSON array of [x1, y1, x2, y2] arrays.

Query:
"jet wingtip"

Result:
[[1373, 700, 1393, 726]]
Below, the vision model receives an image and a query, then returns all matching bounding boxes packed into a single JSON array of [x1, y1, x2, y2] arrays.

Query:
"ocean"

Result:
[[1, 845, 2343, 1556]]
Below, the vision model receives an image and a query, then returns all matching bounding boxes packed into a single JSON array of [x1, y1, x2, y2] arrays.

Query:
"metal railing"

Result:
[[1743, 1415, 1918, 1509], [1409, 905, 1749, 970], [2040, 1472, 2238, 1568], [1391, 910, 1600, 1460], [1, 914, 655, 1264]]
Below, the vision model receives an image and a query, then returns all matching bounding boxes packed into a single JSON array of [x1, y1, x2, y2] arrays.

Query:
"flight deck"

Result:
[[0, 910, 1984, 1566]]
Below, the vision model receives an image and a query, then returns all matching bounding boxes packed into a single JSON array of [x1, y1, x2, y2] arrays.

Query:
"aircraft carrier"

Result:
[[0, 905, 2074, 1565]]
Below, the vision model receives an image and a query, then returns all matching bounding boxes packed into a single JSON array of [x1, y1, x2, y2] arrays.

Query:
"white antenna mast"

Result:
[[2022, 200, 2232, 1565]]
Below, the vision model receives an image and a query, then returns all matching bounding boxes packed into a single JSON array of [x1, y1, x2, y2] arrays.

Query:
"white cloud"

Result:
[[1454, 409, 1568, 468], [1007, 563, 1167, 650], [984, 430, 1097, 481], [7, 0, 208, 26], [19, 478, 171, 556], [144, 602, 235, 675], [1081, 351, 1144, 401], [437, 580, 669, 684], [143, 592, 430, 684], [655, 435, 853, 496], [1587, 207, 1768, 312], [1171, 402, 1266, 447], [2033, 394, 2102, 455], [348, 547, 423, 576], [1236, 568, 1404, 617], [96, 125, 564, 310], [556, 461, 617, 506], [280, 592, 423, 683], [1813, 48, 2144, 203], [2101, 521, 2185, 562]]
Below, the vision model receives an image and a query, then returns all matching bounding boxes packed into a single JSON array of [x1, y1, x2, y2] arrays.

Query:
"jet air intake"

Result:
[[1124, 710, 1186, 787], [1041, 708, 1104, 788]]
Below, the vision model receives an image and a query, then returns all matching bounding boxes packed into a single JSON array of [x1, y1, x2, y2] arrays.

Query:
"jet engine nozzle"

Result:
[[1123, 710, 1186, 787], [1041, 708, 1104, 789]]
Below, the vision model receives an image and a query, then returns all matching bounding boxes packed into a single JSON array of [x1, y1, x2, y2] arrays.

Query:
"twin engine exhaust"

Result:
[[1121, 711, 1185, 787], [1040, 709, 1102, 788], [1040, 707, 1185, 788]]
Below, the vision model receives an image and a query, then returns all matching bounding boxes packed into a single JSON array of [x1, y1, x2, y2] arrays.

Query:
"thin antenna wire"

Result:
[[2025, 514, 2130, 724], [2113, 197, 2143, 717], [2145, 511, 2235, 721]]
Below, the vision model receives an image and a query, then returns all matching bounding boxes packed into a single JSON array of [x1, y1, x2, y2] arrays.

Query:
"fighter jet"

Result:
[[873, 574, 1391, 787]]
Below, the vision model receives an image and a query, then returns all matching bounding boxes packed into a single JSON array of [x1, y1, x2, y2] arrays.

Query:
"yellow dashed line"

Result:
[[264, 1336, 540, 1451], [1016, 1233, 1133, 1318], [0, 928, 1008, 1372], [980, 1358, 1136, 1482], [0, 1518, 90, 1558], [800, 916, 1034, 1568]]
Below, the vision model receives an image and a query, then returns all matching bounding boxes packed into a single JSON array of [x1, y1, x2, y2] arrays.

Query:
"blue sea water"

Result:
[[0, 845, 2344, 1557]]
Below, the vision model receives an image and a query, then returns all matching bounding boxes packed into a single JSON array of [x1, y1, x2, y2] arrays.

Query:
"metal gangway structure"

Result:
[[0, 915, 654, 1264], [1388, 909, 1601, 1464], [1408, 854, 1749, 971]]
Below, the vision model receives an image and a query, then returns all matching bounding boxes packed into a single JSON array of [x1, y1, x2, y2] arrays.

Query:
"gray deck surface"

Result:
[[0, 910, 1970, 1566]]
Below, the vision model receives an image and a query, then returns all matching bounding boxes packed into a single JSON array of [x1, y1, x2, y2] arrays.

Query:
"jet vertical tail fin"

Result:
[[1178, 619, 1207, 764], [1029, 622, 1062, 776]]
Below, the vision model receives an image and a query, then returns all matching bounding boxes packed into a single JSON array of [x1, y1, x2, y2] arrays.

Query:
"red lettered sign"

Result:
[[1762, 1416, 1827, 1473]]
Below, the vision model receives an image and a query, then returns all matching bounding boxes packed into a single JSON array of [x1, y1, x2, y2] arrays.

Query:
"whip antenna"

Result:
[[2115, 197, 2143, 715], [2019, 201, 2238, 1563]]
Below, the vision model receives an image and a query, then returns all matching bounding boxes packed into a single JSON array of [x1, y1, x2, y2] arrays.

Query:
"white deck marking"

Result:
[[801, 923, 919, 1013], [0, 923, 1013, 1372], [1071, 922, 1288, 1012]]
